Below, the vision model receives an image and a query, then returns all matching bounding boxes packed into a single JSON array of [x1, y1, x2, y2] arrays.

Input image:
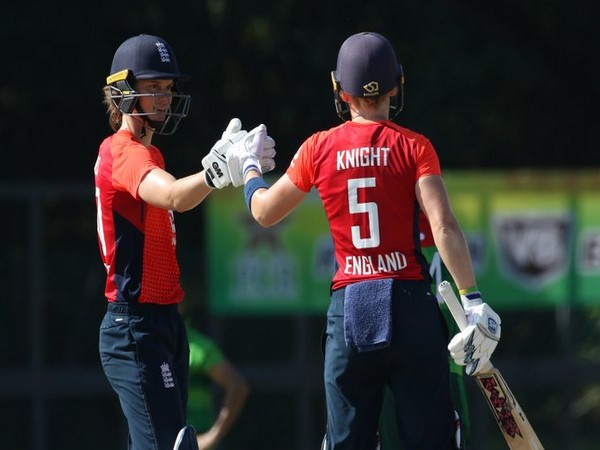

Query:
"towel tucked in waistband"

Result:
[[344, 278, 393, 352]]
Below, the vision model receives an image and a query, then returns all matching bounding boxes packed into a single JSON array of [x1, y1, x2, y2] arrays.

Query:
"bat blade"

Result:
[[474, 368, 544, 449], [438, 281, 544, 450]]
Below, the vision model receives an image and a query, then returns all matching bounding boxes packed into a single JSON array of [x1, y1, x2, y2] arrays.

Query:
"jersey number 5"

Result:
[[348, 177, 380, 249]]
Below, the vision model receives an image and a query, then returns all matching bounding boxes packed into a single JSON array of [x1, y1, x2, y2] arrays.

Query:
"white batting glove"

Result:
[[201, 118, 248, 189], [448, 291, 501, 375], [260, 133, 276, 174], [226, 124, 276, 187]]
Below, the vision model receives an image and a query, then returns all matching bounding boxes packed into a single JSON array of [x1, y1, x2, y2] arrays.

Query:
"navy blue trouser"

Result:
[[99, 302, 195, 450], [323, 280, 455, 450]]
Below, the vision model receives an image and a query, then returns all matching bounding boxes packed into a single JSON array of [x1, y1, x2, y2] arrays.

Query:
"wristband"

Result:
[[459, 286, 479, 295], [460, 288, 482, 309], [244, 177, 270, 212]]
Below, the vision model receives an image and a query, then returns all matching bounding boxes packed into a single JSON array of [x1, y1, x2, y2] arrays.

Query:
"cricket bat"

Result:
[[438, 281, 544, 450]]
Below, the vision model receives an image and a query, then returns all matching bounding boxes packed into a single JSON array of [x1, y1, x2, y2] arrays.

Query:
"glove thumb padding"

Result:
[[223, 118, 242, 138]]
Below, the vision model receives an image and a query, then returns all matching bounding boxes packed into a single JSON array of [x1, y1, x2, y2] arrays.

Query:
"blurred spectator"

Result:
[[184, 318, 249, 449]]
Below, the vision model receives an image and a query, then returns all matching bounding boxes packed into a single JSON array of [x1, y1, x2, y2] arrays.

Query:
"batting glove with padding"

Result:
[[448, 291, 501, 376], [202, 118, 248, 189], [226, 124, 276, 187]]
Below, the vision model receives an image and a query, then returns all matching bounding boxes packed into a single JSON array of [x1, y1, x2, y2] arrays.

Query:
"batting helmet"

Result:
[[331, 32, 404, 121], [106, 34, 191, 135]]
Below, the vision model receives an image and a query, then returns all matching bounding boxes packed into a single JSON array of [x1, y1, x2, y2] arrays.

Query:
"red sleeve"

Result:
[[111, 135, 163, 199], [286, 135, 317, 192], [415, 137, 441, 179]]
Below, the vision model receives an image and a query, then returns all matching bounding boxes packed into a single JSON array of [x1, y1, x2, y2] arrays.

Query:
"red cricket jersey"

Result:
[[287, 120, 441, 290], [94, 130, 184, 304]]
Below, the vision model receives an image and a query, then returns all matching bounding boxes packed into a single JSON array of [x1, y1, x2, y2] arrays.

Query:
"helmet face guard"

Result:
[[107, 69, 191, 135], [331, 68, 404, 122]]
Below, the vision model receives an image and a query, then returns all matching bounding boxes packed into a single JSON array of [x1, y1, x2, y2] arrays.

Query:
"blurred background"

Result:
[[1, 0, 598, 449]]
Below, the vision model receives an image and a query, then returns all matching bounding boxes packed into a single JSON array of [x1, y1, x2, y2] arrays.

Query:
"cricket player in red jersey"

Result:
[[227, 32, 502, 449], [95, 34, 274, 450]]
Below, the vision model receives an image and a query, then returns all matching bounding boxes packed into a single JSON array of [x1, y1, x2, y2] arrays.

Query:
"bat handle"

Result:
[[438, 280, 494, 373], [438, 281, 468, 330]]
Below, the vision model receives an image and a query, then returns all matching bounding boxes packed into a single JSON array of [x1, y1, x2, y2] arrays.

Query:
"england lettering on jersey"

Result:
[[344, 251, 407, 275]]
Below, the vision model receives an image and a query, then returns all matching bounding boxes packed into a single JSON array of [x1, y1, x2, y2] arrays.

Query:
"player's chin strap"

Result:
[[121, 114, 149, 139]]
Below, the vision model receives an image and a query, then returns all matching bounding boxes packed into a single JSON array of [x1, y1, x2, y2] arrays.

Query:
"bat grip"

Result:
[[438, 281, 468, 330], [438, 280, 494, 373]]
